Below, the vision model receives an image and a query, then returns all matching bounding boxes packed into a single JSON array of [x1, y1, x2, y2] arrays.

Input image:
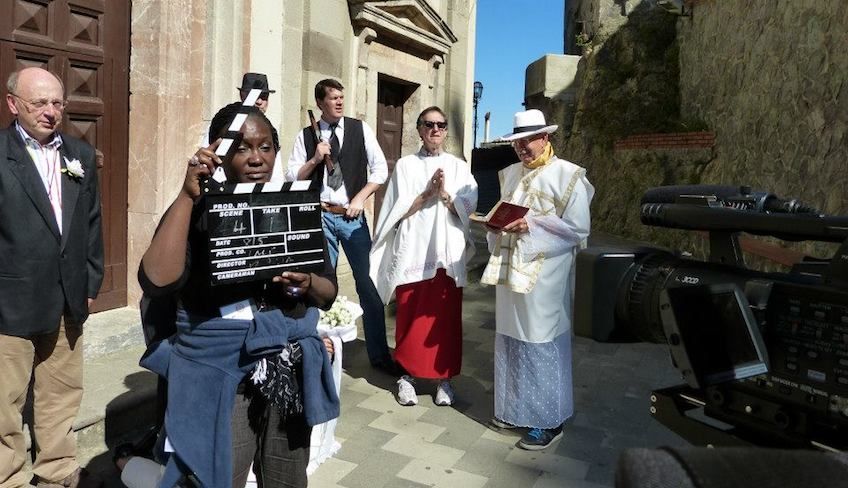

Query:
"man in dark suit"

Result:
[[285, 79, 396, 372], [0, 67, 104, 487]]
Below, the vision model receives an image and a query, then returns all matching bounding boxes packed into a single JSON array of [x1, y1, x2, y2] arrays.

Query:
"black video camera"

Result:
[[575, 185, 848, 450]]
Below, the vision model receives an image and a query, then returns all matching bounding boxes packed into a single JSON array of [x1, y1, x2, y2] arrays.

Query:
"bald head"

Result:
[[6, 67, 66, 144], [7, 67, 64, 95]]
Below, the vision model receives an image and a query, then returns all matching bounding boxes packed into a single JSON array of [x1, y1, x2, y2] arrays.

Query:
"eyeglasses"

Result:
[[10, 93, 68, 112], [420, 121, 448, 130]]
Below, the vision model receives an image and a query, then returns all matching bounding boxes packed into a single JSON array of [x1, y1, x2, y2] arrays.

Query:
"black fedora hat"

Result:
[[237, 72, 275, 94]]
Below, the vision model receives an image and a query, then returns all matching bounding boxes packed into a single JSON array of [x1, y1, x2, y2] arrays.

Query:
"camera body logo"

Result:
[[677, 275, 700, 285]]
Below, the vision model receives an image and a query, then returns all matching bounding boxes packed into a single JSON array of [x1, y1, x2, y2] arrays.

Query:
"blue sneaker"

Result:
[[517, 425, 563, 450]]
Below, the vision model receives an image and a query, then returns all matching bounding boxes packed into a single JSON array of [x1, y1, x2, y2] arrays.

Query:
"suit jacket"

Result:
[[0, 124, 104, 336]]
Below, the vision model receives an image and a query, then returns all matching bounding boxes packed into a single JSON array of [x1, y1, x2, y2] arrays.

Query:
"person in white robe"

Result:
[[481, 109, 593, 450], [371, 106, 478, 407]]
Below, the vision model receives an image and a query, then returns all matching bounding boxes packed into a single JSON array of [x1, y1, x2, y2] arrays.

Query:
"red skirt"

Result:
[[394, 268, 462, 379]]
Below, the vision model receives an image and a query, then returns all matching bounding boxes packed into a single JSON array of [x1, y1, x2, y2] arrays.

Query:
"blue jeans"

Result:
[[322, 212, 390, 364]]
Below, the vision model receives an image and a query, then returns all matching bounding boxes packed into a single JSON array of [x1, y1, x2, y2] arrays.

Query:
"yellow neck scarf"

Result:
[[522, 142, 554, 169]]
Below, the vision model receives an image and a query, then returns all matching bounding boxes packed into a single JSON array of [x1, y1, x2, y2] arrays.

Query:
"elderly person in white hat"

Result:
[[481, 109, 594, 450]]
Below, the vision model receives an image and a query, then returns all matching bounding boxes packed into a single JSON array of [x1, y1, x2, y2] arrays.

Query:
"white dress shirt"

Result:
[[16, 122, 64, 233], [286, 117, 388, 206]]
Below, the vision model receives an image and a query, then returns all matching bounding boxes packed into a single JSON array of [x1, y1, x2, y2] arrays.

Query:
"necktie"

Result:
[[326, 123, 344, 191]]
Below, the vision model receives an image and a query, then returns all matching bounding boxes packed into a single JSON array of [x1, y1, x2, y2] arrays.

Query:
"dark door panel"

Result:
[[1, 0, 129, 311], [375, 76, 417, 223]]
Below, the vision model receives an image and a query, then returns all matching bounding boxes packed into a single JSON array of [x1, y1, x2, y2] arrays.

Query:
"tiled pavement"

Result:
[[81, 231, 688, 487], [309, 260, 687, 488]]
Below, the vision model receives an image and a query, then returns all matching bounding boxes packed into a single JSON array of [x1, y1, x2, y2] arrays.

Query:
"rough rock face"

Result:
[[678, 1, 848, 218], [558, 1, 694, 254], [551, 0, 847, 263]]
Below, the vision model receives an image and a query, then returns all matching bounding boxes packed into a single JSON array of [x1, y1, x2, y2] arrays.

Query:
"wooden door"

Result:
[[375, 78, 410, 223], [0, 0, 130, 311]]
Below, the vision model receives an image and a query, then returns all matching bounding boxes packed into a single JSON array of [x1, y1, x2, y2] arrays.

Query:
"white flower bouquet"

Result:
[[317, 296, 361, 342]]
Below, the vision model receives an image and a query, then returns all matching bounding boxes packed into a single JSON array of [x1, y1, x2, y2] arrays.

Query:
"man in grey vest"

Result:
[[286, 79, 395, 372]]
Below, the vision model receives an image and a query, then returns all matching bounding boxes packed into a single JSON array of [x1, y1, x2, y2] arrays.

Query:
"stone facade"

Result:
[[536, 1, 688, 252], [535, 0, 846, 261], [127, 0, 477, 303], [675, 0, 848, 261], [678, 0, 848, 217]]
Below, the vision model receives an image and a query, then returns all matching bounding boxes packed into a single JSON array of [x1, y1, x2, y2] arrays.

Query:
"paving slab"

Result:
[[62, 232, 688, 487]]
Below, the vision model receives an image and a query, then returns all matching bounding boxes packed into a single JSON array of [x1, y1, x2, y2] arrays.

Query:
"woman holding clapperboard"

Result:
[[134, 102, 339, 488], [370, 106, 478, 407]]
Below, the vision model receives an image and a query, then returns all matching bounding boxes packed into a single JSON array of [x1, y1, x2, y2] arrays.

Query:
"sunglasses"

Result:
[[421, 121, 448, 130]]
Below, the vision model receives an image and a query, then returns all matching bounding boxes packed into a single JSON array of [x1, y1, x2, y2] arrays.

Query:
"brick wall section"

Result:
[[613, 131, 715, 151]]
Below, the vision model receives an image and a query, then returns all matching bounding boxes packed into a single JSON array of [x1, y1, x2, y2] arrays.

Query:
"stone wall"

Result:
[[674, 0, 848, 262], [553, 0, 692, 253], [551, 0, 847, 262], [678, 1, 848, 217], [127, 0, 210, 304]]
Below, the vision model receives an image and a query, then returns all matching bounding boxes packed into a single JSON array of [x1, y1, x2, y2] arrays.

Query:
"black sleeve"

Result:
[[84, 143, 105, 298]]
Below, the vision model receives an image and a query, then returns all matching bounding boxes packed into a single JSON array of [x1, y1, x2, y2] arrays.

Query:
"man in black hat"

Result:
[[199, 72, 282, 178], [200, 73, 276, 145], [237, 72, 275, 113]]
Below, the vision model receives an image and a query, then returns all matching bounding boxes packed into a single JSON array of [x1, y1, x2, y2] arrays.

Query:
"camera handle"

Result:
[[708, 231, 745, 267]]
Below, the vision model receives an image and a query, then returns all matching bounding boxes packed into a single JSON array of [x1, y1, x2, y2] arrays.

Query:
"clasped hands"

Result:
[[421, 168, 452, 206]]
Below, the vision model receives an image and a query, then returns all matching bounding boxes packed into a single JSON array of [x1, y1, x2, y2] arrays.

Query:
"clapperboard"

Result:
[[201, 89, 324, 286], [204, 180, 323, 285]]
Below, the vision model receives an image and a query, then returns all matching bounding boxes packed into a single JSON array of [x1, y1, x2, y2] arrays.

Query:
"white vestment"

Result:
[[370, 149, 478, 303], [482, 156, 593, 428], [482, 156, 593, 342]]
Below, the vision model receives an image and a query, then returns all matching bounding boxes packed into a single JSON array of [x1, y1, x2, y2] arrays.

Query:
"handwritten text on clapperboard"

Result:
[[205, 183, 324, 285]]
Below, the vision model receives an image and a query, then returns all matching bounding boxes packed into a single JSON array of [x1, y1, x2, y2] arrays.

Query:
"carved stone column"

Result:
[[354, 27, 377, 121], [127, 0, 210, 304], [427, 54, 444, 106]]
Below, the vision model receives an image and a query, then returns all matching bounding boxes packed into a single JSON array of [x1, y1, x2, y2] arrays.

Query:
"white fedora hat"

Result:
[[498, 109, 558, 142]]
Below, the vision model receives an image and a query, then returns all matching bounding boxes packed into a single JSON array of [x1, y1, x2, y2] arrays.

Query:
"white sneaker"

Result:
[[397, 375, 418, 406], [434, 380, 455, 406]]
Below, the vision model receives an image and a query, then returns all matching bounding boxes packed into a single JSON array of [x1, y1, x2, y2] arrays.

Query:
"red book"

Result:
[[481, 200, 529, 229]]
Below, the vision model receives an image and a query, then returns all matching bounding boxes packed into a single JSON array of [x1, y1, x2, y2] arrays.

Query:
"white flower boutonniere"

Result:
[[62, 157, 85, 181]]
